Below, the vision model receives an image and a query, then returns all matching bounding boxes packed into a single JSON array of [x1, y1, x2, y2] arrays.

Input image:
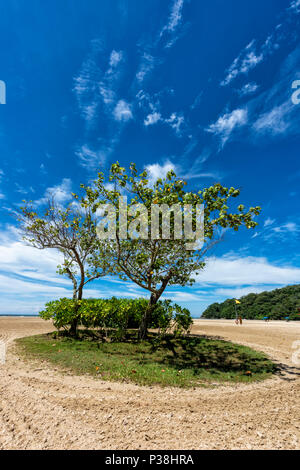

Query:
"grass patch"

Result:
[[16, 331, 276, 388]]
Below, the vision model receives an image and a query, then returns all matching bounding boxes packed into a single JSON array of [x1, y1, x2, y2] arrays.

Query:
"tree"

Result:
[[82, 161, 261, 339], [18, 198, 112, 335]]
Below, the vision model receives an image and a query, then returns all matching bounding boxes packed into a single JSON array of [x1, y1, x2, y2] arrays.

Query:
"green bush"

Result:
[[39, 297, 193, 336]]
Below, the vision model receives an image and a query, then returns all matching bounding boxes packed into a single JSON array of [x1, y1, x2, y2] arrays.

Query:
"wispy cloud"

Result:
[[75, 144, 109, 171], [207, 43, 300, 150], [197, 254, 300, 286], [113, 99, 133, 121], [144, 156, 221, 183], [144, 111, 162, 126], [289, 0, 300, 13], [221, 2, 300, 88], [249, 45, 300, 139], [73, 38, 103, 126], [166, 112, 185, 135], [136, 87, 180, 131], [135, 53, 157, 83], [206, 108, 248, 146], [163, 291, 202, 302], [253, 99, 294, 135], [35, 178, 72, 206], [142, 107, 185, 136], [14, 183, 35, 195], [237, 82, 259, 97], [145, 160, 177, 186], [251, 216, 300, 243], [272, 222, 300, 234], [159, 0, 187, 49], [214, 286, 273, 298], [108, 49, 123, 68], [221, 40, 263, 86], [73, 40, 134, 170], [264, 217, 275, 227], [190, 92, 203, 110], [73, 43, 125, 126], [0, 227, 104, 314]]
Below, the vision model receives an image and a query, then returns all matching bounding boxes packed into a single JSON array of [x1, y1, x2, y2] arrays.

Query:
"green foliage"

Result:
[[81, 161, 261, 337], [201, 284, 300, 320], [82, 162, 261, 294], [39, 297, 193, 335], [18, 200, 113, 302]]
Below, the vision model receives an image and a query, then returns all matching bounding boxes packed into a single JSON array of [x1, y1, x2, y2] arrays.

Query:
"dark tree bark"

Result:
[[138, 293, 158, 340]]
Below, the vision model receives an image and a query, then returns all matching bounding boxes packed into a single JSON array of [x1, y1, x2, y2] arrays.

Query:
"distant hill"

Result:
[[201, 284, 300, 320]]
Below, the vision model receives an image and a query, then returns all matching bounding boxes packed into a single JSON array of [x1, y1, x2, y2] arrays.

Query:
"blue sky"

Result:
[[1, 0, 300, 317]]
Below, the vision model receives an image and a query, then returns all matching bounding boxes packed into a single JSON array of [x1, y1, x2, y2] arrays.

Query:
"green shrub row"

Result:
[[39, 297, 193, 336]]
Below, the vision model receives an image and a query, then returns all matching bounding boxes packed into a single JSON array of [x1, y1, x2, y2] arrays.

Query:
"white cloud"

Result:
[[221, 41, 263, 86], [289, 0, 300, 13], [238, 82, 259, 96], [0, 227, 109, 314], [196, 255, 300, 286], [73, 39, 103, 125], [159, 0, 187, 49], [226, 46, 300, 143], [0, 228, 66, 285], [206, 108, 248, 145], [136, 53, 156, 83], [253, 100, 293, 135], [73, 41, 126, 133], [75, 144, 108, 171], [163, 291, 202, 302], [264, 217, 275, 227], [14, 183, 35, 195], [214, 285, 276, 299], [190, 92, 203, 110], [165, 0, 184, 32], [99, 85, 115, 104], [144, 112, 161, 126], [35, 178, 72, 206], [113, 100, 133, 121], [221, 3, 300, 88], [253, 218, 300, 243], [82, 101, 98, 122], [145, 161, 177, 186], [0, 273, 69, 296], [272, 222, 300, 234], [109, 50, 123, 68], [166, 112, 185, 135]]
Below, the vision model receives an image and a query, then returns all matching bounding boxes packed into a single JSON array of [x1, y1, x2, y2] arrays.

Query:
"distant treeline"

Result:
[[201, 284, 300, 320]]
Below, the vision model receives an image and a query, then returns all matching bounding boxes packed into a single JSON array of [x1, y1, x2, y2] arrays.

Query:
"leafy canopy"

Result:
[[81, 162, 261, 302]]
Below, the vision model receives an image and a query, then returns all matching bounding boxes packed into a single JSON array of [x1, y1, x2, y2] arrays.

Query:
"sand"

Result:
[[0, 317, 299, 450]]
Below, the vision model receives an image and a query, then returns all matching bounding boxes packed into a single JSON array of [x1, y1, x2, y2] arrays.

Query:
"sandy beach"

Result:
[[0, 317, 299, 450]]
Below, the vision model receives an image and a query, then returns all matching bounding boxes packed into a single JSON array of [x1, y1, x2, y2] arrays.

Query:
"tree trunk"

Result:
[[69, 249, 85, 337], [138, 293, 157, 340], [69, 317, 78, 336], [69, 286, 83, 337]]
